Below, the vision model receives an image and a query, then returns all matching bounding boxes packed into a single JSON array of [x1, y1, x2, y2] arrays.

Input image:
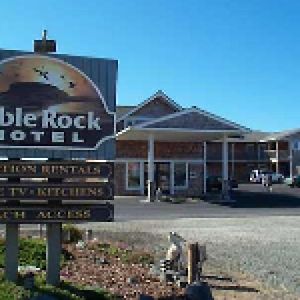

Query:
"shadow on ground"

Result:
[[205, 186, 300, 208]]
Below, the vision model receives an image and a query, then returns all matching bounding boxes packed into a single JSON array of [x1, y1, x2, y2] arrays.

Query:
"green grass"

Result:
[[0, 272, 114, 300]]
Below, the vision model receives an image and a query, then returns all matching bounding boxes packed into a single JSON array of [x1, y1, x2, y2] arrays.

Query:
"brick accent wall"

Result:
[[117, 141, 203, 159], [155, 142, 203, 159], [117, 141, 148, 158]]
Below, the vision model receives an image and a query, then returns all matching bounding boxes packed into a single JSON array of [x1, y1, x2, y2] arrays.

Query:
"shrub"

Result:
[[0, 238, 72, 270], [62, 224, 83, 244]]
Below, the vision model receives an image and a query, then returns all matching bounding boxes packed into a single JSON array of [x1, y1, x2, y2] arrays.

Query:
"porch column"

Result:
[[222, 135, 229, 193], [289, 140, 293, 178], [203, 141, 207, 194], [276, 141, 279, 173], [147, 134, 154, 202], [170, 162, 174, 195], [231, 143, 235, 179]]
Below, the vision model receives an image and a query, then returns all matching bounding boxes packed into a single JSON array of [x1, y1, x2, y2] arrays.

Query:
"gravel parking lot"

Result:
[[85, 216, 300, 297]]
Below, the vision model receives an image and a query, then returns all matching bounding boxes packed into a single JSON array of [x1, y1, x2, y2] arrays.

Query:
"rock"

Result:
[[75, 240, 86, 249], [185, 283, 213, 300], [149, 265, 160, 276], [159, 272, 174, 282], [127, 276, 139, 284], [94, 256, 109, 265]]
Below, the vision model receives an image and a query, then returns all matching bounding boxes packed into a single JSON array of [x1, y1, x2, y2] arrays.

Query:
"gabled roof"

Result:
[[116, 90, 182, 122], [116, 106, 135, 119], [261, 128, 300, 141], [135, 107, 250, 132]]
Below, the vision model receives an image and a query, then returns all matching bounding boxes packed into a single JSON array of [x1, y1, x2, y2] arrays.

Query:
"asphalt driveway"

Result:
[[114, 183, 300, 221]]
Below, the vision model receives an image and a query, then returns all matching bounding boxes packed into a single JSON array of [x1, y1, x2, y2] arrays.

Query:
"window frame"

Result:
[[173, 162, 188, 189], [126, 162, 142, 190]]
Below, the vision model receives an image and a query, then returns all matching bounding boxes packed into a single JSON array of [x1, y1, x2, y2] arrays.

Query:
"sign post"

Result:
[[46, 223, 61, 286], [0, 48, 117, 285], [5, 224, 19, 282]]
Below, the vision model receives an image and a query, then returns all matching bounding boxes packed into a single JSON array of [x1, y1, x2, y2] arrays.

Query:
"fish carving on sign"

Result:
[[0, 55, 115, 149]]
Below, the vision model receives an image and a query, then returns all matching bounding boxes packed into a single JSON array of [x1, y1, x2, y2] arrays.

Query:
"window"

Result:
[[174, 162, 188, 188], [126, 162, 141, 190], [246, 144, 255, 153]]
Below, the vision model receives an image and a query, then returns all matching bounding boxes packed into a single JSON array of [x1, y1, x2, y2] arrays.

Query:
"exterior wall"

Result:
[[117, 141, 148, 158], [155, 142, 203, 159], [116, 141, 203, 159], [207, 142, 269, 162]]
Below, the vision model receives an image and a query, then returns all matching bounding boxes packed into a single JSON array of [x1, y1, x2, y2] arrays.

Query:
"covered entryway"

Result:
[[144, 162, 171, 195], [117, 108, 249, 201]]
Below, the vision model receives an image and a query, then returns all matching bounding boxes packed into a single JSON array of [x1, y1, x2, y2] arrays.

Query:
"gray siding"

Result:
[[144, 111, 240, 131], [0, 49, 117, 160]]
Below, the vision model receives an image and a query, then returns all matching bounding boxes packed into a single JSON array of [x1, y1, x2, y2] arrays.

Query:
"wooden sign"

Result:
[[0, 55, 115, 150], [0, 203, 113, 223], [0, 183, 113, 201], [0, 161, 113, 178]]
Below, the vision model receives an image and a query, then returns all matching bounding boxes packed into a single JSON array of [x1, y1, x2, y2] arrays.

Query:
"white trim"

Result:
[[140, 162, 144, 195], [0, 54, 116, 150], [170, 161, 175, 195], [173, 162, 188, 189], [136, 107, 249, 132], [125, 161, 142, 191], [231, 143, 235, 178], [203, 142, 207, 194], [116, 127, 244, 139], [132, 128, 245, 133], [117, 90, 182, 122]]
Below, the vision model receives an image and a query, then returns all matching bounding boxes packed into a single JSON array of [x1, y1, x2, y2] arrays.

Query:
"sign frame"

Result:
[[0, 54, 116, 150]]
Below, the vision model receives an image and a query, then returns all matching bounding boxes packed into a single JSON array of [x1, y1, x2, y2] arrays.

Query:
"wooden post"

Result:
[[187, 243, 198, 284], [46, 223, 61, 286], [5, 224, 19, 282]]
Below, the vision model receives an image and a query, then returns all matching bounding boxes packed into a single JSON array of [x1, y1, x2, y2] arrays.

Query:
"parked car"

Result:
[[249, 170, 284, 183], [206, 176, 238, 192], [285, 175, 300, 188]]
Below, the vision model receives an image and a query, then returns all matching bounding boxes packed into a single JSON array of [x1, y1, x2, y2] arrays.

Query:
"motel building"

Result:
[[115, 90, 300, 199]]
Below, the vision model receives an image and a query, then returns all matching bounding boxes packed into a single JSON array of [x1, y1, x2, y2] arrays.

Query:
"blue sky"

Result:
[[0, 0, 299, 132]]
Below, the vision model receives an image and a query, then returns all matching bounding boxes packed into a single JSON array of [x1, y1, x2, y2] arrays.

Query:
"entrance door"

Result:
[[144, 162, 170, 195], [156, 163, 170, 194]]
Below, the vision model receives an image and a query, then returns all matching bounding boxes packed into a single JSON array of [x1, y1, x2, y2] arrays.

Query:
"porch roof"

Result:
[[116, 127, 247, 142]]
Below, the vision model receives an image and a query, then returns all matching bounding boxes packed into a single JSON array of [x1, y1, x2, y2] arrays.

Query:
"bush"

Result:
[[62, 224, 83, 244], [0, 238, 72, 270], [0, 275, 30, 300]]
